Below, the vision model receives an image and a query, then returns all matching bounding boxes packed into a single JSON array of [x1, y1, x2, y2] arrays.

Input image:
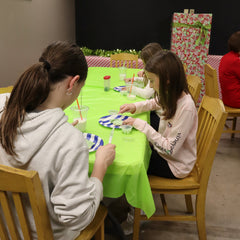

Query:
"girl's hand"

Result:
[[137, 70, 144, 77], [119, 103, 136, 114], [95, 144, 116, 168], [123, 117, 135, 126], [72, 119, 78, 126], [124, 78, 132, 83]]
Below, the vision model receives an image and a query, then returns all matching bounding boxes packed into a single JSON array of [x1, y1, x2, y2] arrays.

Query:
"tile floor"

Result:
[[106, 128, 240, 240]]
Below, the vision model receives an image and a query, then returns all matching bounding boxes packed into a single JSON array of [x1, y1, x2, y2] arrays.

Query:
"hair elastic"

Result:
[[43, 60, 51, 71]]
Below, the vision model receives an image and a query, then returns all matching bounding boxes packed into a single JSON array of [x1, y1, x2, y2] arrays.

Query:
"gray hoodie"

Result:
[[0, 93, 103, 239]]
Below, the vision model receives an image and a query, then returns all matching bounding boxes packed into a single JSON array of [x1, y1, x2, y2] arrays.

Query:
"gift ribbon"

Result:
[[172, 21, 211, 45]]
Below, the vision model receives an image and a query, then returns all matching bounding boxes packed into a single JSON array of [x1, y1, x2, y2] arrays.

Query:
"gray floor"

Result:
[[106, 124, 240, 240]]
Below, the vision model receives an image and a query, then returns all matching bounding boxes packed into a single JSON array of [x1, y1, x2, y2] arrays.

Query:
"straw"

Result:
[[128, 73, 135, 96], [76, 99, 83, 120]]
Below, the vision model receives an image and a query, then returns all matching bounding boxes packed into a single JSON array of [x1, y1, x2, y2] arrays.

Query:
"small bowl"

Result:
[[120, 89, 128, 96], [127, 94, 136, 101], [121, 125, 133, 134], [108, 110, 118, 115]]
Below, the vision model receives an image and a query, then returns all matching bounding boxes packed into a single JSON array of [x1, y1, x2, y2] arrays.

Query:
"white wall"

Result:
[[0, 0, 75, 87]]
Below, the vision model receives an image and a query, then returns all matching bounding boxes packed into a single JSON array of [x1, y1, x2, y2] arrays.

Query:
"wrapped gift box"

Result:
[[170, 12, 212, 102]]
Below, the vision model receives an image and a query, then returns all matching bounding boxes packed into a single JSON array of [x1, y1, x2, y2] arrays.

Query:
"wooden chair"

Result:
[[187, 75, 202, 105], [133, 95, 228, 240], [204, 63, 240, 138], [0, 86, 13, 94], [110, 53, 138, 68], [0, 164, 107, 240]]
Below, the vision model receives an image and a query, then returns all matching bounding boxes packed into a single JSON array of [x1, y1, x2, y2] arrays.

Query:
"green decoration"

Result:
[[80, 46, 141, 57], [172, 21, 211, 45]]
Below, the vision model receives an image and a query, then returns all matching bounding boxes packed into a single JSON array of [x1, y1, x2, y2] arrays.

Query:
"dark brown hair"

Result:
[[228, 31, 240, 52], [145, 50, 189, 119], [0, 41, 88, 156], [140, 42, 163, 85], [140, 42, 163, 64]]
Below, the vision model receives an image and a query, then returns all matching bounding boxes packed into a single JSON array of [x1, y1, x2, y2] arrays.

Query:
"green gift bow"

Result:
[[172, 21, 211, 45]]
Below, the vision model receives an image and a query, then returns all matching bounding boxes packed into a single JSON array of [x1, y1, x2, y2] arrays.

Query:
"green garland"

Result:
[[80, 46, 141, 57]]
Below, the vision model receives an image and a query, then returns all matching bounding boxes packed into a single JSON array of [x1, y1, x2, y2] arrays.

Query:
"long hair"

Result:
[[140, 42, 163, 64], [0, 41, 88, 156], [140, 42, 163, 86], [145, 50, 189, 119]]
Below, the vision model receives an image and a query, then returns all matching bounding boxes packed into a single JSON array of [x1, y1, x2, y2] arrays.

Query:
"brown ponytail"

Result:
[[0, 63, 49, 155], [0, 41, 88, 156]]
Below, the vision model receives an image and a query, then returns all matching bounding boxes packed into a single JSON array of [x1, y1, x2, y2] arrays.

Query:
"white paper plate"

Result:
[[83, 133, 104, 152], [99, 115, 129, 129], [113, 86, 126, 92]]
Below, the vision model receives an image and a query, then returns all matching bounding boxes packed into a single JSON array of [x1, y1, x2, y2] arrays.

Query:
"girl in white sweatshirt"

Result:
[[0, 41, 115, 239], [119, 50, 198, 179]]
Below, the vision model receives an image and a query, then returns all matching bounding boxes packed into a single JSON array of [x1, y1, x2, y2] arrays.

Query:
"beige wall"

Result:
[[0, 0, 75, 87]]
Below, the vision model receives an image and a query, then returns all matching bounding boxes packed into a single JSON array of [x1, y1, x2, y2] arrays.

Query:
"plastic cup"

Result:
[[71, 105, 89, 132], [127, 94, 136, 100], [121, 125, 133, 134], [118, 67, 127, 81]]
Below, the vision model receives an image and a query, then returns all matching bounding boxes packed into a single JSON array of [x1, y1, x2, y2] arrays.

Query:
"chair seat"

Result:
[[224, 105, 240, 115], [149, 174, 200, 190]]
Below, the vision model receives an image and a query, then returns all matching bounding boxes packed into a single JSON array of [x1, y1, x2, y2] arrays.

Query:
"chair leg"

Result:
[[133, 208, 141, 240], [231, 117, 237, 139], [185, 194, 193, 213], [196, 195, 207, 240], [94, 222, 104, 240], [160, 194, 169, 215]]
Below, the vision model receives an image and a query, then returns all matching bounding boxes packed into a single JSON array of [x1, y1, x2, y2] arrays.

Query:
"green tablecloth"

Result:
[[65, 67, 155, 218]]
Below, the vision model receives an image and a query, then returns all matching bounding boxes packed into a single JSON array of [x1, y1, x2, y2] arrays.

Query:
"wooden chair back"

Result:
[[0, 86, 13, 94], [196, 96, 227, 181], [187, 75, 202, 105], [204, 63, 240, 138], [110, 53, 138, 68], [204, 64, 220, 98], [0, 164, 54, 240], [0, 164, 107, 240]]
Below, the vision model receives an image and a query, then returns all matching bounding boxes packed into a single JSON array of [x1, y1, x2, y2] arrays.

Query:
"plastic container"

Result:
[[104, 75, 111, 91], [121, 125, 133, 134]]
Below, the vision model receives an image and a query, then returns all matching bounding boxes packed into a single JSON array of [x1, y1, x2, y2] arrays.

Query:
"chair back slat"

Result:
[[110, 53, 138, 68], [0, 165, 54, 240], [0, 191, 20, 239], [204, 64, 220, 98], [12, 193, 31, 240], [187, 75, 202, 105]]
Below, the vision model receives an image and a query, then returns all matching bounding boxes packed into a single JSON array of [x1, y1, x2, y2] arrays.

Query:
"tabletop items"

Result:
[[64, 67, 155, 218], [71, 105, 89, 132]]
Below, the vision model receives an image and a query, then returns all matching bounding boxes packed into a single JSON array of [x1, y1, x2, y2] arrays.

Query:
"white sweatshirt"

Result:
[[133, 94, 198, 178], [0, 94, 103, 240]]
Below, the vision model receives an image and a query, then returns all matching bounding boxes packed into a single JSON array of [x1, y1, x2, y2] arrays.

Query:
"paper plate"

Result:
[[99, 115, 129, 129], [83, 133, 104, 152], [113, 86, 126, 92]]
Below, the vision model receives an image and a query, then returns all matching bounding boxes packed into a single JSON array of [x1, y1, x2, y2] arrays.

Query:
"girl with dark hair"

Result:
[[219, 31, 240, 108], [119, 50, 197, 179], [124, 42, 163, 99], [0, 41, 115, 239]]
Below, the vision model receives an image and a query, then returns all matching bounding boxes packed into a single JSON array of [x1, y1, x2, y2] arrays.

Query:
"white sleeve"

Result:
[[132, 82, 154, 99]]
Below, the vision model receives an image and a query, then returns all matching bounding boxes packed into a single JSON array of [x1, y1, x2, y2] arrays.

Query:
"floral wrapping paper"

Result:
[[170, 12, 212, 102]]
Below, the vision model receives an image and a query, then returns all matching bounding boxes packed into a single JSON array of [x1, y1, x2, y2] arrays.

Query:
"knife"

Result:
[[108, 127, 115, 143]]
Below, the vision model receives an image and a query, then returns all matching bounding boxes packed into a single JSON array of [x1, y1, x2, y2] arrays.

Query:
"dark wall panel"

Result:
[[75, 0, 240, 55]]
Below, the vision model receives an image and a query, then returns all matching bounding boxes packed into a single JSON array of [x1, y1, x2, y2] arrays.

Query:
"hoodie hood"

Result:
[[2, 108, 68, 167]]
